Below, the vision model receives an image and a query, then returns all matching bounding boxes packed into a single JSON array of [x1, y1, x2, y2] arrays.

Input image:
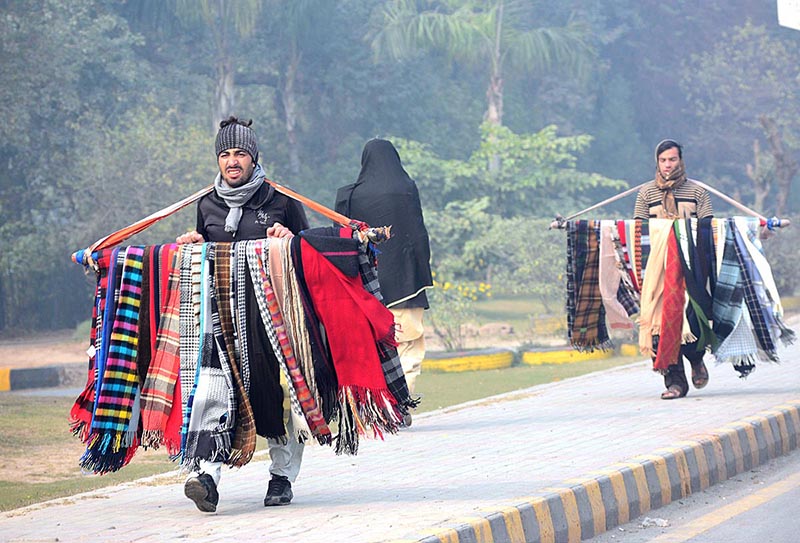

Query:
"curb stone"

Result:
[[408, 400, 800, 543]]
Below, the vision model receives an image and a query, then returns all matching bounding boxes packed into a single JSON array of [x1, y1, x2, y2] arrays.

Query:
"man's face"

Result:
[[218, 148, 255, 187], [657, 147, 680, 178]]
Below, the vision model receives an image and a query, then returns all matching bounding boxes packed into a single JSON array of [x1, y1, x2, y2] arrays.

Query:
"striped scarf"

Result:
[[565, 221, 577, 342], [653, 228, 685, 372], [711, 220, 743, 346], [675, 219, 716, 351], [599, 220, 634, 330], [81, 246, 145, 473], [69, 249, 115, 442]]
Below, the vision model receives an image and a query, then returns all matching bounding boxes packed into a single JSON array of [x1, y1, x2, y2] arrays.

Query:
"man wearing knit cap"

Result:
[[634, 139, 712, 400], [178, 116, 309, 512]]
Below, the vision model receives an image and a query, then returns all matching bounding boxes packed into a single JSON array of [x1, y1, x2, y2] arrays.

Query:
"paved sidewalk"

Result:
[[2, 331, 799, 543]]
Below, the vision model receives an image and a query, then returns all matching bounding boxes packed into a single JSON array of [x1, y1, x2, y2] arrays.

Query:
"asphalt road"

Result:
[[588, 448, 800, 543]]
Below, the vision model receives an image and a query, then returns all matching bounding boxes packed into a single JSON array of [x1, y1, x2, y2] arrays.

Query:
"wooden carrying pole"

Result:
[[549, 181, 792, 230]]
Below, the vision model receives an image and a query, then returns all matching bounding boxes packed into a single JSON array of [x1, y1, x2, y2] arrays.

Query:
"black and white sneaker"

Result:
[[263, 475, 293, 506], [184, 473, 219, 513]]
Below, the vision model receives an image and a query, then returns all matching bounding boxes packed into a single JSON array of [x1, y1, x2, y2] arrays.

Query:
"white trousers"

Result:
[[195, 413, 305, 485]]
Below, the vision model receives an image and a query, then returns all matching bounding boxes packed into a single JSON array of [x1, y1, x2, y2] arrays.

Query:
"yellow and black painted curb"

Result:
[[0, 364, 82, 392], [405, 400, 800, 543], [422, 348, 515, 372]]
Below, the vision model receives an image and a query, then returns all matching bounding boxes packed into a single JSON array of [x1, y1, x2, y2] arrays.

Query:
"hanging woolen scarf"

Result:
[[213, 242, 257, 466], [571, 221, 610, 351], [297, 232, 400, 455], [179, 245, 203, 455], [182, 245, 238, 470], [599, 220, 634, 329], [654, 161, 687, 219], [711, 221, 744, 346], [246, 240, 329, 445], [638, 220, 672, 358], [675, 219, 716, 351], [70, 249, 115, 442], [214, 164, 266, 235], [141, 244, 182, 453], [353, 232, 417, 411], [81, 246, 145, 473], [731, 224, 777, 360], [565, 221, 578, 343], [653, 228, 686, 372]]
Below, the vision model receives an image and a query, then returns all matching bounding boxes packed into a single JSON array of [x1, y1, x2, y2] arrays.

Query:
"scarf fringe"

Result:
[[80, 432, 138, 474], [572, 337, 614, 353], [333, 386, 403, 456], [778, 319, 796, 346]]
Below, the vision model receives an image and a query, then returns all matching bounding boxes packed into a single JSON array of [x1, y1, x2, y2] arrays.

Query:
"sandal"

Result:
[[660, 385, 686, 400], [692, 362, 709, 389]]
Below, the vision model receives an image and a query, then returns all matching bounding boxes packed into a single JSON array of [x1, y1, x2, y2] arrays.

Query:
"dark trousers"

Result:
[[653, 336, 705, 395]]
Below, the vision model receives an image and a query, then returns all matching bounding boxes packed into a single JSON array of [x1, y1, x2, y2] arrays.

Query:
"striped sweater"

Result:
[[633, 179, 713, 219]]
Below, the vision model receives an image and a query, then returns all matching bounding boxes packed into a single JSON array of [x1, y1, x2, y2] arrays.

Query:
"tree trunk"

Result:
[[281, 50, 302, 178], [215, 56, 235, 126], [484, 0, 504, 174], [760, 116, 798, 217], [745, 138, 771, 214]]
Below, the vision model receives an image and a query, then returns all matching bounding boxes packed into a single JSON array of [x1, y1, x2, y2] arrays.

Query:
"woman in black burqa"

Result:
[[334, 139, 433, 407]]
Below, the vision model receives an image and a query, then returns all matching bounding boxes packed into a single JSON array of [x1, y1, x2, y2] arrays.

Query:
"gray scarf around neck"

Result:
[[214, 164, 266, 235]]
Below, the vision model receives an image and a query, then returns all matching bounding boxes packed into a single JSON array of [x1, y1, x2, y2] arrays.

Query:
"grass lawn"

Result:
[[0, 353, 642, 512]]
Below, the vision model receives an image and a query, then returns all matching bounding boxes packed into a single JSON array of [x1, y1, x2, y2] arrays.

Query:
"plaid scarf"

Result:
[[732, 224, 778, 361], [214, 243, 258, 466], [81, 246, 145, 473], [571, 221, 611, 351], [654, 162, 687, 218], [711, 221, 743, 346], [653, 228, 685, 372], [141, 244, 182, 453]]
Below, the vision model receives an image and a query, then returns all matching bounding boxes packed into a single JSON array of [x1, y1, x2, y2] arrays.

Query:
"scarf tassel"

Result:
[[333, 386, 404, 456]]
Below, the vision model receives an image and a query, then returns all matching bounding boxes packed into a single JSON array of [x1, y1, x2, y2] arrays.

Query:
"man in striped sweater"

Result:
[[634, 139, 711, 399]]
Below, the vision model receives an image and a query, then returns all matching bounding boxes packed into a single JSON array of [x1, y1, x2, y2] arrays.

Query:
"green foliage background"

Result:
[[1, 0, 798, 334]]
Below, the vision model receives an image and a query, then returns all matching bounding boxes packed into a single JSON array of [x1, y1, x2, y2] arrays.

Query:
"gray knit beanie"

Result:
[[215, 118, 259, 163]]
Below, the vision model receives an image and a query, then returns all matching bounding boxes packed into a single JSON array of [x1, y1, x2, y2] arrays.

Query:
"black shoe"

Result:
[[264, 475, 293, 506], [184, 473, 219, 513], [402, 412, 413, 427]]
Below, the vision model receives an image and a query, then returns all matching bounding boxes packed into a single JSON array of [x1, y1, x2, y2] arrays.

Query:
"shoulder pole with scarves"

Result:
[[547, 180, 792, 231], [71, 179, 390, 272]]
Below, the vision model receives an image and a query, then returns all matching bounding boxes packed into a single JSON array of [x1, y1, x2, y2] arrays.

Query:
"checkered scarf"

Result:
[[571, 221, 611, 351], [182, 245, 238, 470], [711, 220, 743, 346], [141, 244, 182, 453], [610, 221, 640, 316], [732, 224, 778, 360], [356, 236, 416, 410], [179, 245, 202, 455], [81, 246, 145, 473], [233, 242, 251, 393], [214, 242, 257, 466], [565, 221, 577, 342]]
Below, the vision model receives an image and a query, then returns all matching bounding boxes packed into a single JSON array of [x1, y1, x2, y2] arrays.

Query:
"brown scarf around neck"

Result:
[[654, 161, 687, 219]]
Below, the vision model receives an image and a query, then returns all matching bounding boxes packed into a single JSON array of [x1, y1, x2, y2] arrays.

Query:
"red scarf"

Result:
[[653, 228, 685, 371], [299, 238, 396, 399]]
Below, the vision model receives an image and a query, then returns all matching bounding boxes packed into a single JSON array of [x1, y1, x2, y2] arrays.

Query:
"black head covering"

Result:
[[334, 139, 433, 308]]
